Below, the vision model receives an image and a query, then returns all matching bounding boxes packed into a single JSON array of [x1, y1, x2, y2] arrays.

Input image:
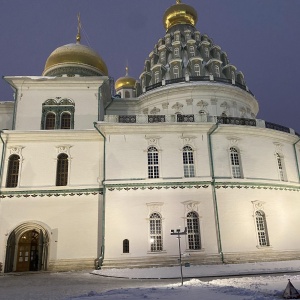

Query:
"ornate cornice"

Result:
[[105, 181, 300, 192], [0, 188, 103, 199]]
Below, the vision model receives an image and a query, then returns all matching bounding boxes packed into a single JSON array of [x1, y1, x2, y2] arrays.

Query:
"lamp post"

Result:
[[170, 227, 187, 286]]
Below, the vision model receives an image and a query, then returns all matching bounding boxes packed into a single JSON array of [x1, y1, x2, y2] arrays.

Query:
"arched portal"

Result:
[[5, 222, 50, 273]]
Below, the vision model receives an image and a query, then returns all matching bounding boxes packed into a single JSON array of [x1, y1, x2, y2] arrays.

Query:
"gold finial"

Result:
[[76, 13, 81, 43], [125, 65, 129, 76], [176, 0, 181, 4]]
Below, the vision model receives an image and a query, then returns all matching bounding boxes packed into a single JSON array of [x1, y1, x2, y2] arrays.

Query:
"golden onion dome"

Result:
[[163, 0, 198, 31], [43, 42, 108, 76], [115, 66, 136, 91]]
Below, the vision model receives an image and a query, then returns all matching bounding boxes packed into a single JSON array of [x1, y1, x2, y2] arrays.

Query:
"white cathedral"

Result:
[[0, 1, 299, 273]]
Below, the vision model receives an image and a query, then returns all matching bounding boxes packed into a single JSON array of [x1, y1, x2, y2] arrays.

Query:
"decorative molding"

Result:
[[146, 202, 163, 215], [105, 181, 300, 192], [171, 102, 184, 111], [56, 145, 72, 156], [150, 107, 160, 114], [197, 100, 208, 108], [0, 188, 103, 199], [8, 145, 24, 157], [251, 200, 265, 212], [180, 135, 196, 148], [186, 98, 193, 106], [162, 102, 169, 109], [273, 142, 283, 153], [145, 136, 161, 148], [182, 200, 200, 213]]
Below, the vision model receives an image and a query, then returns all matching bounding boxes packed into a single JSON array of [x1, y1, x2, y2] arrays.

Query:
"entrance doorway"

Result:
[[5, 223, 49, 273], [16, 230, 39, 272]]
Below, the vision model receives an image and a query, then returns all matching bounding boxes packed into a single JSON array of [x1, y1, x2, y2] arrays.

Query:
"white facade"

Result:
[[0, 1, 299, 273]]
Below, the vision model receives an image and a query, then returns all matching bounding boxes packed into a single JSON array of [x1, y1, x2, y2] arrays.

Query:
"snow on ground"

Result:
[[1, 261, 300, 300], [93, 260, 300, 279], [70, 261, 300, 299], [69, 275, 300, 300]]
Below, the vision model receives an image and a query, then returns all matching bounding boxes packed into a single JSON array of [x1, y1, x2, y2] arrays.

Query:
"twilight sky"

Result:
[[0, 0, 299, 132]]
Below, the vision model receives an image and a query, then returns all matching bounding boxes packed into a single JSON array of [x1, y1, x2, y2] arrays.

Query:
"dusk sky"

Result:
[[0, 0, 299, 132]]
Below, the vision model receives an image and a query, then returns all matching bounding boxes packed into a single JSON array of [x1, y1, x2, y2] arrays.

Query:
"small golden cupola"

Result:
[[115, 66, 136, 98], [163, 0, 198, 32], [43, 14, 108, 77]]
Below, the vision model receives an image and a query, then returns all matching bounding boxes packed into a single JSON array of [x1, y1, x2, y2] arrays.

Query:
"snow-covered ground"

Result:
[[1, 261, 300, 300]]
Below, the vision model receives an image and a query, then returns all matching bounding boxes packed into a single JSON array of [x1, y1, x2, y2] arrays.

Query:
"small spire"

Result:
[[176, 0, 182, 4], [125, 65, 129, 76], [76, 13, 81, 43]]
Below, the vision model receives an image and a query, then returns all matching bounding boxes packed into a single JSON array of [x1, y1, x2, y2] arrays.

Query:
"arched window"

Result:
[[214, 65, 220, 77], [231, 70, 235, 80], [6, 154, 20, 188], [45, 112, 56, 130], [276, 153, 286, 181], [183, 146, 195, 177], [174, 48, 179, 58], [123, 239, 129, 253], [189, 46, 195, 57], [204, 47, 209, 58], [187, 211, 201, 250], [154, 71, 160, 83], [160, 51, 165, 63], [255, 211, 269, 246], [125, 91, 130, 98], [230, 147, 242, 178], [148, 146, 159, 178], [56, 153, 69, 186], [194, 64, 200, 76], [173, 66, 179, 79], [60, 113, 71, 129], [149, 213, 162, 252]]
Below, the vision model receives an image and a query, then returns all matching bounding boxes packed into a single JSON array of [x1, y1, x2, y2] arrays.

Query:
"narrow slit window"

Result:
[[56, 153, 69, 186], [123, 239, 129, 253], [60, 113, 71, 129], [45, 113, 56, 130], [148, 147, 159, 178], [255, 211, 269, 246], [183, 146, 195, 177], [187, 211, 201, 250], [6, 154, 20, 188], [230, 147, 242, 178]]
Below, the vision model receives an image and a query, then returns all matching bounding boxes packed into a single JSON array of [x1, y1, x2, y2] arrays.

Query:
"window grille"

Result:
[[125, 91, 130, 98], [255, 211, 269, 246], [214, 65, 220, 77], [45, 113, 56, 130], [174, 48, 179, 57], [189, 46, 195, 57], [6, 155, 20, 188], [187, 211, 201, 250], [123, 239, 129, 253], [230, 147, 242, 178], [276, 153, 286, 181], [204, 48, 209, 58], [148, 147, 159, 178], [194, 64, 200, 76], [56, 153, 69, 186], [60, 113, 71, 129], [149, 213, 163, 251], [154, 71, 160, 83], [183, 146, 195, 177], [173, 66, 179, 79]]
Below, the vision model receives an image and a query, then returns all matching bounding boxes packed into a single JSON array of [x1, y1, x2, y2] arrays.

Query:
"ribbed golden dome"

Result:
[[43, 42, 108, 76], [163, 0, 198, 31], [115, 67, 136, 91]]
